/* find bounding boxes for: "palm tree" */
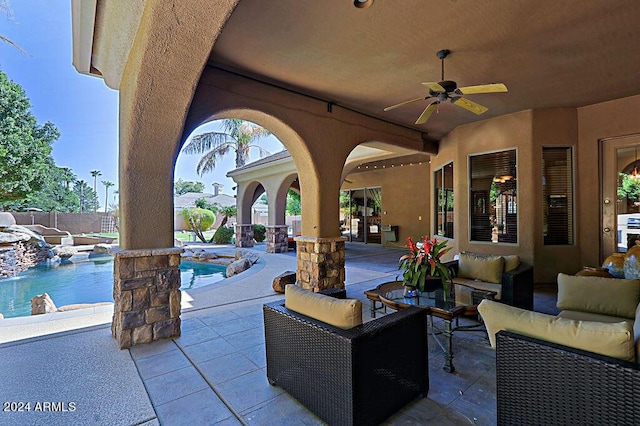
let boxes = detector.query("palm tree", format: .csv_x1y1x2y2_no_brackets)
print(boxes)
90,170,102,211
215,204,237,228
60,167,76,189
182,119,271,175
0,1,28,55
102,180,114,213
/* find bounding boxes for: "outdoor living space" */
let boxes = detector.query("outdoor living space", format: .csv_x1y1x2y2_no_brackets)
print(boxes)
3,1,636,425
0,243,560,425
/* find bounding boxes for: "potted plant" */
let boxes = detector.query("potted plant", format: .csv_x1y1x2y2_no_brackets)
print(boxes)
398,236,453,298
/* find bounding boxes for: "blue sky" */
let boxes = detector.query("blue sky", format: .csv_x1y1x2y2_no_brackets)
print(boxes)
1,1,283,197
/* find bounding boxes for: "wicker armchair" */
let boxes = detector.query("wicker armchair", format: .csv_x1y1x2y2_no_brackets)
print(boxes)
496,330,640,426
263,297,429,426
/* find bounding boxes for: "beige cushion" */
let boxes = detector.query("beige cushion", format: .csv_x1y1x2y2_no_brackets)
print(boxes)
458,252,505,284
285,285,362,329
557,273,640,319
478,299,635,361
558,310,632,324
503,255,520,272
452,277,502,300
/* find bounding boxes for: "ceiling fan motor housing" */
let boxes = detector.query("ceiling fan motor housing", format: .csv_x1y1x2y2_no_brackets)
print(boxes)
429,80,458,99
438,80,457,92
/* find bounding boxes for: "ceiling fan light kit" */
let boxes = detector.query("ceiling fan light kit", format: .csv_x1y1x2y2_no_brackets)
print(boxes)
384,49,508,125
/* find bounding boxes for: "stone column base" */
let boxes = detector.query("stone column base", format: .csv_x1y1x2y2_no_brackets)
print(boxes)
295,236,346,292
111,248,182,349
235,224,254,248
266,225,289,253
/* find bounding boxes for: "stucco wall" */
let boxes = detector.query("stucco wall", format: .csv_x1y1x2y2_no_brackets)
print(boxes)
342,163,430,248
531,108,581,282
11,212,111,234
436,110,536,267
430,96,640,283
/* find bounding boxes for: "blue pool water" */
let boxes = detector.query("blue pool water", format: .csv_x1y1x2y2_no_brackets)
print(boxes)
0,255,226,319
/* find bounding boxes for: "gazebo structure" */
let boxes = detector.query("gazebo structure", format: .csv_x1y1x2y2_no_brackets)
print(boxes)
72,1,640,347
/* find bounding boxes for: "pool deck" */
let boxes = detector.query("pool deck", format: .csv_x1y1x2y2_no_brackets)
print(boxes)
0,242,535,425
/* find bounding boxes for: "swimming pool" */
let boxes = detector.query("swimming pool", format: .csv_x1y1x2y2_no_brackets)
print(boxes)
0,255,226,319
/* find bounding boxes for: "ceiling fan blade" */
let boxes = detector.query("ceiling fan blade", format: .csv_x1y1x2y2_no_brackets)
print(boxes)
384,96,428,112
456,83,508,95
421,82,446,92
415,102,439,124
453,97,488,115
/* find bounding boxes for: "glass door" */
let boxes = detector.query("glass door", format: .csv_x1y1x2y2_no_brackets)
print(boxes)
339,187,382,244
350,189,366,242
366,188,382,244
601,135,640,258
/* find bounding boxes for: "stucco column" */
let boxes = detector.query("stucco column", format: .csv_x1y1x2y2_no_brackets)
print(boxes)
266,225,289,253
109,0,240,347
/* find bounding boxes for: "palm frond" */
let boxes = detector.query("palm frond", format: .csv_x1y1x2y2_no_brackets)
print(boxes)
182,132,233,154
196,149,225,175
0,35,28,55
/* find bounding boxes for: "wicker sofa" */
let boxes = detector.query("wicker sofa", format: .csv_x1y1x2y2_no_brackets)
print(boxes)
495,331,640,425
263,286,429,425
479,273,640,425
445,252,534,310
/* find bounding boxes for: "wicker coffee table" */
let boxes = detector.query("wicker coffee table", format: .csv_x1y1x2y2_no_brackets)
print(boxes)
370,281,495,373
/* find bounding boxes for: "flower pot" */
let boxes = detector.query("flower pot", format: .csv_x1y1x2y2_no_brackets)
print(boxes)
422,276,443,293
403,285,420,298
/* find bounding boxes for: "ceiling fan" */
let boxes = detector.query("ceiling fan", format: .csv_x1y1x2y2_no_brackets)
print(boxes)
384,49,508,125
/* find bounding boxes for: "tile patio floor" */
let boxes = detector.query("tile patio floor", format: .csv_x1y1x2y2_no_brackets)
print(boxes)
0,243,558,425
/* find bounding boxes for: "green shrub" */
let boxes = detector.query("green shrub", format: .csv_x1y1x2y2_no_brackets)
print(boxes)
213,226,234,244
253,224,266,242
180,208,216,242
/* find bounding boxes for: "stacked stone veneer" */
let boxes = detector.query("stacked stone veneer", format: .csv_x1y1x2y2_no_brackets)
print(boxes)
295,236,346,292
266,225,288,253
111,248,182,349
0,242,51,278
235,224,254,248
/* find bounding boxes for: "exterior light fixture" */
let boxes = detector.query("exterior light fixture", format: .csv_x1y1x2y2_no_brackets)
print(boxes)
354,0,373,8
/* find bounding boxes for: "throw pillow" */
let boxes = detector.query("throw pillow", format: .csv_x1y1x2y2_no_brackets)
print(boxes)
285,285,362,329
557,273,640,319
503,255,520,272
458,252,505,284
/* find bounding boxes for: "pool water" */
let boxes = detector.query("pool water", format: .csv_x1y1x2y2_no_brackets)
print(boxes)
0,255,226,319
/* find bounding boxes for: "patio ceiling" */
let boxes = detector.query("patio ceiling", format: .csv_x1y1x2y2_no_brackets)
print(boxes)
209,0,640,140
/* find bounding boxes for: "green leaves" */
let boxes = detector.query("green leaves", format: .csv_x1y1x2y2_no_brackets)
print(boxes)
398,235,452,292
0,70,60,207
175,179,205,195
182,119,271,175
180,207,216,242
618,173,640,202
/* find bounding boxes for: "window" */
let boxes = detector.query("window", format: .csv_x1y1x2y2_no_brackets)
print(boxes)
543,147,574,245
469,150,517,243
434,162,454,238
